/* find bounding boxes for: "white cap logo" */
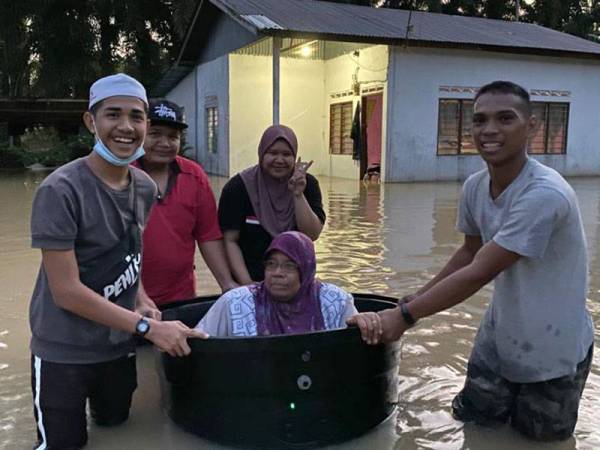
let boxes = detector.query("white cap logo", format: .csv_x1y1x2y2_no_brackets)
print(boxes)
154,104,177,120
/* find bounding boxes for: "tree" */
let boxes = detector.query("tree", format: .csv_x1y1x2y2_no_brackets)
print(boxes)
522,0,600,41
380,0,600,40
0,0,200,98
113,0,174,92
29,1,97,97
3,0,600,99
379,0,519,19
0,2,34,97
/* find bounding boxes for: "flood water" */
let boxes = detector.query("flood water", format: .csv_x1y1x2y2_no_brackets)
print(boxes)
0,169,598,450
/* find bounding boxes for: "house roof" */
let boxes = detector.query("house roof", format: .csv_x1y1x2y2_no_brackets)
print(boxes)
215,0,600,55
154,0,600,95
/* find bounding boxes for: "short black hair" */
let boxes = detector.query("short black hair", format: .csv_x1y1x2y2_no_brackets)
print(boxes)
474,81,531,116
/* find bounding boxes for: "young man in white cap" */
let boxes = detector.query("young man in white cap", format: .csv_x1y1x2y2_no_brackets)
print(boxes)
133,99,237,306
29,73,206,449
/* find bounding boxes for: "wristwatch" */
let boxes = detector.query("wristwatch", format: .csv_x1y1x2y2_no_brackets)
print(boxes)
135,317,151,337
400,302,417,327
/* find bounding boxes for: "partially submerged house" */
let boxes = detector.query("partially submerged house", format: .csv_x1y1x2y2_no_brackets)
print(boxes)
155,0,600,182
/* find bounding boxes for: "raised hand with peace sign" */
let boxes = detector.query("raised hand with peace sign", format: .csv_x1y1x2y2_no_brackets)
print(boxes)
288,157,314,197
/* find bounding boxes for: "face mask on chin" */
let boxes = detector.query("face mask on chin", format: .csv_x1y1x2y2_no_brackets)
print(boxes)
91,119,145,167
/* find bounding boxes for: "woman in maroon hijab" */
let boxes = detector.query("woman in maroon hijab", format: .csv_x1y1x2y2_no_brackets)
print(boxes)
195,232,357,337
218,125,326,284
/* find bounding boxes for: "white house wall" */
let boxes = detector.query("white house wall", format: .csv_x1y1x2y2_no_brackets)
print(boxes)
165,70,196,159
228,53,325,176
183,55,230,175
386,46,600,181
323,45,389,179
281,57,327,174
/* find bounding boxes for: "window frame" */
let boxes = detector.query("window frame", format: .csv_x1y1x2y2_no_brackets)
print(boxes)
205,102,218,154
529,101,569,155
436,98,570,156
329,101,354,156
436,98,477,156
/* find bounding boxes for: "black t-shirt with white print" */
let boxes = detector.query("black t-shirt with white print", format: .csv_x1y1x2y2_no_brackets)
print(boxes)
218,173,326,281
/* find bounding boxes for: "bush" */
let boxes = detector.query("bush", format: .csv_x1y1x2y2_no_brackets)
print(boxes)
0,141,24,168
65,130,94,160
19,127,70,167
0,127,95,168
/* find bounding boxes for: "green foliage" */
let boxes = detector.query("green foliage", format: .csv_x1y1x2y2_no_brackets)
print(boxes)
20,127,71,167
0,127,94,169
0,0,200,98
3,0,600,100
0,2,33,97
0,142,24,168
521,0,600,41
66,129,95,160
378,0,600,37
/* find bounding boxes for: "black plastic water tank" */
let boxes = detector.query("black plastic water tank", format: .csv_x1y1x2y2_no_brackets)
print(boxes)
157,293,401,449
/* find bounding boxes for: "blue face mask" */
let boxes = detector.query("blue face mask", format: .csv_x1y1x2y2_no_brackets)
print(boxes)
91,119,145,166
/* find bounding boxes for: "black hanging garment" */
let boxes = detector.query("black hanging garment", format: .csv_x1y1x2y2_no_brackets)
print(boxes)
350,102,362,161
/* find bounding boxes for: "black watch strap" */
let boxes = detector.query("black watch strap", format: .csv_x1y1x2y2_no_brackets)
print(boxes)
135,317,150,337
400,302,417,327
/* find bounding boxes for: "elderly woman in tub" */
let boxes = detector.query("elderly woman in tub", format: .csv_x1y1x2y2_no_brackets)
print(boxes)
195,231,382,339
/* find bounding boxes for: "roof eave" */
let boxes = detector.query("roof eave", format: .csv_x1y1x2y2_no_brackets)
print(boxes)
209,0,260,35
259,29,600,60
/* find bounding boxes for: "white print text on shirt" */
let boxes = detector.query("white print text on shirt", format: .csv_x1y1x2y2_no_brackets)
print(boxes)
103,253,141,300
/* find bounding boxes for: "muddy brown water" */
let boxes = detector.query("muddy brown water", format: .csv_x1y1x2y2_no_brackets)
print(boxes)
0,170,598,450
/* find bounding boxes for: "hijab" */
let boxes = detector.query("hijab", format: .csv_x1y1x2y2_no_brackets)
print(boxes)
240,124,298,237
252,231,325,336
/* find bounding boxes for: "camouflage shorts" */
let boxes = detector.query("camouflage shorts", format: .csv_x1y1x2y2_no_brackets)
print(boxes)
452,345,593,441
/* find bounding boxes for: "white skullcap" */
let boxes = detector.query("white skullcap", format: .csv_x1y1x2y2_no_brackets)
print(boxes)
89,73,148,109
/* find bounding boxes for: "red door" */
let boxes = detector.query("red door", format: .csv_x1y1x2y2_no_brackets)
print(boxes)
360,93,383,180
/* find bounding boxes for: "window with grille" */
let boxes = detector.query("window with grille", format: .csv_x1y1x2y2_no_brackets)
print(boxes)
436,99,569,155
437,99,477,155
329,101,354,155
529,102,569,154
206,105,218,154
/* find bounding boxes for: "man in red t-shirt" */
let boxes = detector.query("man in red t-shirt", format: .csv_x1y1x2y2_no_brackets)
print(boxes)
134,99,237,305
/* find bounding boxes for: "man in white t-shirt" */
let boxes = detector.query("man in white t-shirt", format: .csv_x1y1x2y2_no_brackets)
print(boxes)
349,80,594,441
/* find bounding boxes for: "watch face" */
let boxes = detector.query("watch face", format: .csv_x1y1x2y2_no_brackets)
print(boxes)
137,319,150,334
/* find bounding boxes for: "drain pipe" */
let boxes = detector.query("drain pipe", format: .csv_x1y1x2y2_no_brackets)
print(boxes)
273,37,281,125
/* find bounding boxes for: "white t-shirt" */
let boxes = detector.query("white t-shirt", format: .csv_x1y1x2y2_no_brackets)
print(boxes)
458,158,594,383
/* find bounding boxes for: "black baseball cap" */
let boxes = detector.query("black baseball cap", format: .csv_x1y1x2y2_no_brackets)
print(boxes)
148,99,188,130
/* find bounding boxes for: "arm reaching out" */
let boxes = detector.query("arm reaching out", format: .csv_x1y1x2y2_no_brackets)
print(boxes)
43,249,207,357
349,238,520,345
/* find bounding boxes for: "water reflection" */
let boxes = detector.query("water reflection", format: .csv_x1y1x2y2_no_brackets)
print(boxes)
0,170,598,449
317,178,395,294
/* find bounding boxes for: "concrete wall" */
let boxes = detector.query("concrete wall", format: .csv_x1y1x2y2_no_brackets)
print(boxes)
179,55,229,175
323,45,389,179
165,70,196,158
386,46,600,182
228,53,326,176
227,44,388,180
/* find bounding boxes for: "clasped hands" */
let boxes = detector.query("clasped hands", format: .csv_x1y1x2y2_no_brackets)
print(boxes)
346,294,416,345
